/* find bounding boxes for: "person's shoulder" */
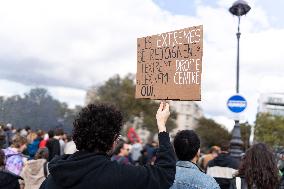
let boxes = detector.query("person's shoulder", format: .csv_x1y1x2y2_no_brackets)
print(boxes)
194,171,220,188
39,174,58,189
48,138,60,145
0,171,22,189
174,169,220,189
226,155,239,168
201,172,219,185
0,170,22,180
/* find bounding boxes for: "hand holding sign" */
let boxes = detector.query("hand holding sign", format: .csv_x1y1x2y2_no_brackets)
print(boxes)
156,101,170,133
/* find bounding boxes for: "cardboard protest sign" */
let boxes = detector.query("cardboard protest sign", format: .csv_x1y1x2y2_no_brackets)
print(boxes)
136,25,203,100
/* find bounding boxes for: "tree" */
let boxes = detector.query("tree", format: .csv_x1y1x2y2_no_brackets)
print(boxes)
240,122,252,151
86,74,177,134
195,117,231,151
254,113,284,147
0,88,78,133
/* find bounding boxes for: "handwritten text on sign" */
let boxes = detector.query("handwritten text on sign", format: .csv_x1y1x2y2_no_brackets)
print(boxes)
136,25,203,100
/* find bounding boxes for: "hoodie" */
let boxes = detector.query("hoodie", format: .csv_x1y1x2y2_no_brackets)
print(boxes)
20,159,47,189
3,147,24,175
0,169,22,189
40,132,176,189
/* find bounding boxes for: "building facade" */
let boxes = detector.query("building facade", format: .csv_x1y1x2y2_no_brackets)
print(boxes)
133,101,203,142
258,93,284,116
170,101,203,134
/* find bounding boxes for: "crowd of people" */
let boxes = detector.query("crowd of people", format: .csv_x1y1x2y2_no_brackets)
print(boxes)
0,124,77,189
0,102,283,189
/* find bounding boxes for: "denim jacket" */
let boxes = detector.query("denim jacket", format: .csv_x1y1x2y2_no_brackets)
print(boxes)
170,161,220,189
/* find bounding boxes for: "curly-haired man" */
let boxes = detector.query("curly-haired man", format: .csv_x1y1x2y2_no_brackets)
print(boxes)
40,102,176,189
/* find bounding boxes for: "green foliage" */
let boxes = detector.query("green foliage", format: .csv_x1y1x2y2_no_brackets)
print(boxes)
240,122,251,151
254,113,284,147
195,117,231,151
87,74,177,133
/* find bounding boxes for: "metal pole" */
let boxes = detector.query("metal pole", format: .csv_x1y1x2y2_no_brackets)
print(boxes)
236,16,241,94
230,120,243,158
230,16,244,159
229,0,251,160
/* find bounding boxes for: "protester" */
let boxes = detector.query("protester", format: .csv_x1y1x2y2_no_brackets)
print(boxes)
63,135,77,154
199,145,220,171
36,130,45,146
0,149,23,189
20,147,49,189
40,102,176,189
144,140,157,163
111,141,131,165
149,149,157,165
19,128,28,138
46,130,60,161
3,134,28,175
39,133,49,148
138,148,148,166
0,126,6,149
170,130,220,189
27,131,40,159
3,123,14,148
25,126,32,135
207,142,239,189
130,139,143,164
54,128,65,155
230,143,279,189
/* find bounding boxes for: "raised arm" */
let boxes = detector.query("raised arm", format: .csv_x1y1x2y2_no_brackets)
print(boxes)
117,102,176,189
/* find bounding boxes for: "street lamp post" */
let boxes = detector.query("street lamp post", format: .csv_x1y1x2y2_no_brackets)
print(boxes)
229,0,251,159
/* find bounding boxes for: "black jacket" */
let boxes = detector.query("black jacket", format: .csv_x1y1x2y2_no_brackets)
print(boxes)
207,153,239,189
46,138,60,162
0,170,22,189
40,132,176,189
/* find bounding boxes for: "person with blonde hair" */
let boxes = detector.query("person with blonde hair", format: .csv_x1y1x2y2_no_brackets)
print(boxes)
3,134,28,175
27,132,40,159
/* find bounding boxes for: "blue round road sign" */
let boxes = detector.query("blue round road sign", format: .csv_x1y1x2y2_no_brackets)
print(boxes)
227,95,247,113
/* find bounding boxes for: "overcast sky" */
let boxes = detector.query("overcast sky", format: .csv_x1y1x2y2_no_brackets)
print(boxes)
0,0,283,130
